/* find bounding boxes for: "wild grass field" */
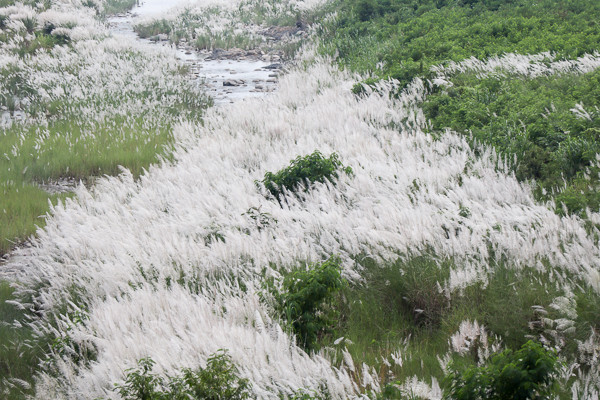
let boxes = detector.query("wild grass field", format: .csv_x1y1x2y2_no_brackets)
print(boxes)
1,0,600,399
0,0,208,256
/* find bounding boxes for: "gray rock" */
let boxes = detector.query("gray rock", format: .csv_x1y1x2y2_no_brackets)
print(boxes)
223,79,245,87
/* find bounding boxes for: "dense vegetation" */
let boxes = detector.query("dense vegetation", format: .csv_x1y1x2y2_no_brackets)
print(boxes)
322,0,600,86
0,1,208,256
424,71,600,215
0,282,52,399
321,0,600,215
267,256,345,350
115,352,251,400
444,341,559,400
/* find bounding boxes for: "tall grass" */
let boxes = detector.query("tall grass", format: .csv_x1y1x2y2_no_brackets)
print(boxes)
0,2,209,255
2,0,600,398
0,186,71,256
5,51,597,398
133,0,330,53
0,281,52,399
321,253,599,397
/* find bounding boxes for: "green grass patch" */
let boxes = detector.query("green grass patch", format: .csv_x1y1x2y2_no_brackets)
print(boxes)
0,117,175,255
1,118,174,182
0,185,71,256
0,281,52,399
318,254,598,391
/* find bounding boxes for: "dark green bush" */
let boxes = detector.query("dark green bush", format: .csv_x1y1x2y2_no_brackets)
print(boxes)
443,340,559,400
271,256,345,351
115,350,251,400
356,0,378,21
260,151,352,200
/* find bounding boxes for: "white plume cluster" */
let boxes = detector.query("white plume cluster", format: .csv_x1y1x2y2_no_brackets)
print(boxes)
431,51,600,81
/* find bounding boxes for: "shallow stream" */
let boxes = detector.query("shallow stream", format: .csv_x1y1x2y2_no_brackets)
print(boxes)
107,0,280,105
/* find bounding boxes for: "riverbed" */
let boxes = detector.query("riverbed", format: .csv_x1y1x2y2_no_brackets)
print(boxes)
107,1,280,105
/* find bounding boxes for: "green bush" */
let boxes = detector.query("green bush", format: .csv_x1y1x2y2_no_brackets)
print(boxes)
271,256,346,351
115,350,251,400
260,151,352,200
443,341,559,400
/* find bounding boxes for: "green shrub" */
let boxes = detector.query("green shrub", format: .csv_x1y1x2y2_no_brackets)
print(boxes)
271,256,346,351
443,341,559,400
356,0,378,21
115,350,251,400
260,151,353,200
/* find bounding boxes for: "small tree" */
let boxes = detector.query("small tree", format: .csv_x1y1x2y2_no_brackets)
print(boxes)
260,151,352,200
444,340,559,400
272,256,345,351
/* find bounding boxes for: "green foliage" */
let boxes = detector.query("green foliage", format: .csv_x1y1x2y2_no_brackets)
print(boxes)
322,0,600,87
271,256,346,351
315,253,599,392
0,116,178,256
117,358,165,400
325,0,600,214
260,151,352,200
443,341,559,400
115,350,251,400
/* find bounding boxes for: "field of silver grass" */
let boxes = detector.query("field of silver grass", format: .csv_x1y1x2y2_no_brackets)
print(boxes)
0,2,205,128
2,42,597,397
1,0,600,398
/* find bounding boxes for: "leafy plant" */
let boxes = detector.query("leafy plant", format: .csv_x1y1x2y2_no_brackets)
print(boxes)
271,256,346,351
116,358,165,400
443,340,559,400
260,151,353,199
115,350,251,400
181,351,251,400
